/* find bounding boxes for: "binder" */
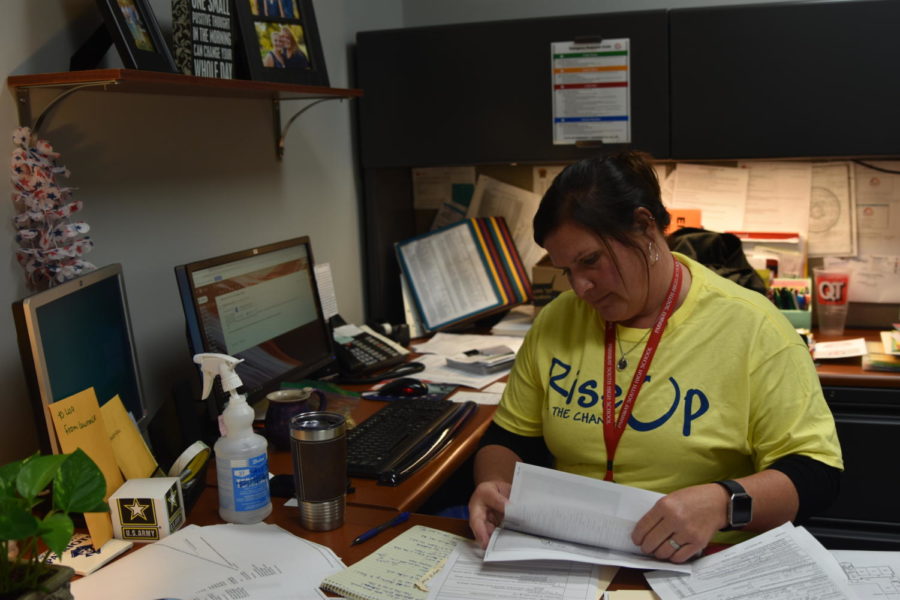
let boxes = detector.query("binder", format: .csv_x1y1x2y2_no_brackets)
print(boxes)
395,217,532,332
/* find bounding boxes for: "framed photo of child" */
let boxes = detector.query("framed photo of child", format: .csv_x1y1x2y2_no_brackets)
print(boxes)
234,0,329,86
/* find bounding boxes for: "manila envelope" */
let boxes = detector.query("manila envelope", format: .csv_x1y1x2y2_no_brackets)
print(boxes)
50,388,124,549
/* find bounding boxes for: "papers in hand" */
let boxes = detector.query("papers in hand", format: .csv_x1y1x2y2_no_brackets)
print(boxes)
484,463,690,573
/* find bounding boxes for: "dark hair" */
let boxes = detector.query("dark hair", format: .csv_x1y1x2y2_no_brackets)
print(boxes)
533,151,670,250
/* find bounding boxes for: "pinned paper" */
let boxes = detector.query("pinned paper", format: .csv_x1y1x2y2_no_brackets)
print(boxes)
101,395,158,479
50,388,122,549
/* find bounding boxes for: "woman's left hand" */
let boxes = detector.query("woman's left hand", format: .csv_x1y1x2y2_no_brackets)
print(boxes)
631,483,727,563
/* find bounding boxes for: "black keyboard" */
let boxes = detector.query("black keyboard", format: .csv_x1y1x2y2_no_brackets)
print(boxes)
347,396,477,485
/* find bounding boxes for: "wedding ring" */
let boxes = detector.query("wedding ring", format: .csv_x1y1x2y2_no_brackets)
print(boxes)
668,538,682,551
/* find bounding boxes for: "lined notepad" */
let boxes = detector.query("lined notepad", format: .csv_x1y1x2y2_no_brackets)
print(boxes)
320,525,465,600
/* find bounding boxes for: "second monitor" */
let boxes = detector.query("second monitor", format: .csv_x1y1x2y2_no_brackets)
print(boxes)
175,236,335,408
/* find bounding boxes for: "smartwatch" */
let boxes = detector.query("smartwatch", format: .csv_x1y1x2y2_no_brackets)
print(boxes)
715,479,752,531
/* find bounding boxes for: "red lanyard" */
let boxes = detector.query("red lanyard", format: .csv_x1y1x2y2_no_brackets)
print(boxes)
602,261,683,481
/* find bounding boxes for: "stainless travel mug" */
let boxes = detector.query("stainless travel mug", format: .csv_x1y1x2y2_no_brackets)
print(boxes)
289,411,347,531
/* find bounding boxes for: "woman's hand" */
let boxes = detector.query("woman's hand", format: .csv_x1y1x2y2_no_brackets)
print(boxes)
631,483,726,563
468,480,512,549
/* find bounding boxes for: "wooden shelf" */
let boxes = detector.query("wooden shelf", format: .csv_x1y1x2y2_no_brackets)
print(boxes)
7,68,362,102
8,68,362,158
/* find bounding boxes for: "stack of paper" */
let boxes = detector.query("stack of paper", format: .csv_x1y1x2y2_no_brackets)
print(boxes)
71,523,344,600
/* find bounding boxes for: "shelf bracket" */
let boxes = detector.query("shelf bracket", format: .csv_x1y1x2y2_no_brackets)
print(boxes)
274,97,343,160
16,80,119,133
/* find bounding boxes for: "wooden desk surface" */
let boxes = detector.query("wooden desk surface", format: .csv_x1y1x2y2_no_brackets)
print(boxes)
187,484,651,590
815,328,900,389
264,397,495,513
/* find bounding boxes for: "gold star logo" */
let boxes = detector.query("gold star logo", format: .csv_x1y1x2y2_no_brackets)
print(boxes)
124,498,149,520
167,488,179,512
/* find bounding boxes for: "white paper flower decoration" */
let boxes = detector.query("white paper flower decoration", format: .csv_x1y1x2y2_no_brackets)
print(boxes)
10,126,95,289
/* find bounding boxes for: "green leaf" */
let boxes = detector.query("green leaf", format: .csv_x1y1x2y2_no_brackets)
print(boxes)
38,513,74,558
53,449,107,513
0,459,24,499
17,454,67,502
0,498,39,541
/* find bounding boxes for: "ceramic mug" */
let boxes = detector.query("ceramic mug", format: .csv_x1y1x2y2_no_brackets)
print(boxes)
264,388,327,451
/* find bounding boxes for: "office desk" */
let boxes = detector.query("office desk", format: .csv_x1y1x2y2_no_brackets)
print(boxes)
187,480,652,591
809,328,900,550
264,397,496,513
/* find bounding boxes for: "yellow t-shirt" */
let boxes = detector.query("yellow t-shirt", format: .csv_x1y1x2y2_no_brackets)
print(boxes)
496,254,843,496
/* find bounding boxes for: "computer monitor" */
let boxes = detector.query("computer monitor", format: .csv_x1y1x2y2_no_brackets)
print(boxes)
174,236,335,409
12,264,148,454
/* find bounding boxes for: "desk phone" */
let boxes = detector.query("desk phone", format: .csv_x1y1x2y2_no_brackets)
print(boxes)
331,318,408,375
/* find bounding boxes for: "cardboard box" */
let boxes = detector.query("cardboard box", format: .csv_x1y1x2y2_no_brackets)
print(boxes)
532,255,570,307
109,477,185,543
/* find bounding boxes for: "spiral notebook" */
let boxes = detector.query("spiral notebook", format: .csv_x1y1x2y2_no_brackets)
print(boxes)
320,525,465,600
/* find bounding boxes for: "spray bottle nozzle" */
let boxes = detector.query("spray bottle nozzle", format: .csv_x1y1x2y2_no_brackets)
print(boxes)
194,353,245,400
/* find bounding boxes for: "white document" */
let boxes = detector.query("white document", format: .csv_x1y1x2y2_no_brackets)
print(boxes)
413,353,512,389
813,338,868,360
413,332,525,356
824,255,900,304
551,38,631,145
426,538,611,600
853,161,900,257
483,463,689,574
809,162,857,257
412,331,525,390
670,164,749,233
659,165,676,210
832,548,900,599
533,165,567,197
313,263,339,321
71,523,343,600
448,390,502,405
645,523,858,600
467,175,544,274
399,222,503,329
412,166,477,210
738,160,812,235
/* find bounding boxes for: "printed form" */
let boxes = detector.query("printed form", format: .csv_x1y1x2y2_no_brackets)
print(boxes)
426,538,613,600
645,522,857,599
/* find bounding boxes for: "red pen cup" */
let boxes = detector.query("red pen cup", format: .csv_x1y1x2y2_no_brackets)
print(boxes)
813,267,851,336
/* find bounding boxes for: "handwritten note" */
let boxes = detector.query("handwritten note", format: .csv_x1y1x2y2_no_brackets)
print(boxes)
320,525,465,600
50,387,122,548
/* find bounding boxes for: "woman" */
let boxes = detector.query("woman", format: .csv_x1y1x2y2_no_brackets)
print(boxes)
468,151,842,563
263,27,310,69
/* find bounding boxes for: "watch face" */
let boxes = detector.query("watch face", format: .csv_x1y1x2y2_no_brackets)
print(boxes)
729,492,753,527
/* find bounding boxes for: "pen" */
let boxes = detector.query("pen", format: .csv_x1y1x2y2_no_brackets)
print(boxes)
351,511,410,545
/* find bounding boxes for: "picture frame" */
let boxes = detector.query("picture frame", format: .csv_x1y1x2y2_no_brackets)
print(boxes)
95,0,177,72
233,0,330,86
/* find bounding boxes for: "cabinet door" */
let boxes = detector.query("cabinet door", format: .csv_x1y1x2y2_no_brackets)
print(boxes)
670,0,900,159
807,386,900,549
355,10,670,168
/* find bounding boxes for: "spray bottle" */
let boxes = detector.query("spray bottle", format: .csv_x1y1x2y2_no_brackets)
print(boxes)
195,353,272,524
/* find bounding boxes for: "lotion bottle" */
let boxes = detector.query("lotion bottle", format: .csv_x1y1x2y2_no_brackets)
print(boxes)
195,353,272,524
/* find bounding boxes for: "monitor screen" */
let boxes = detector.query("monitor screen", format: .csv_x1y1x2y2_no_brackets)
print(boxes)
12,264,148,454
175,236,335,407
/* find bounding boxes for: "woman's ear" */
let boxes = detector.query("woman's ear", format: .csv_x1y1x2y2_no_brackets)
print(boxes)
633,207,657,237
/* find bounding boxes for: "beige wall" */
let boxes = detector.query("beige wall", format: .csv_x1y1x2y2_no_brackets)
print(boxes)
0,0,403,462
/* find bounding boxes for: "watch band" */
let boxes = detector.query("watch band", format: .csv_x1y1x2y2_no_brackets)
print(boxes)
715,479,753,531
